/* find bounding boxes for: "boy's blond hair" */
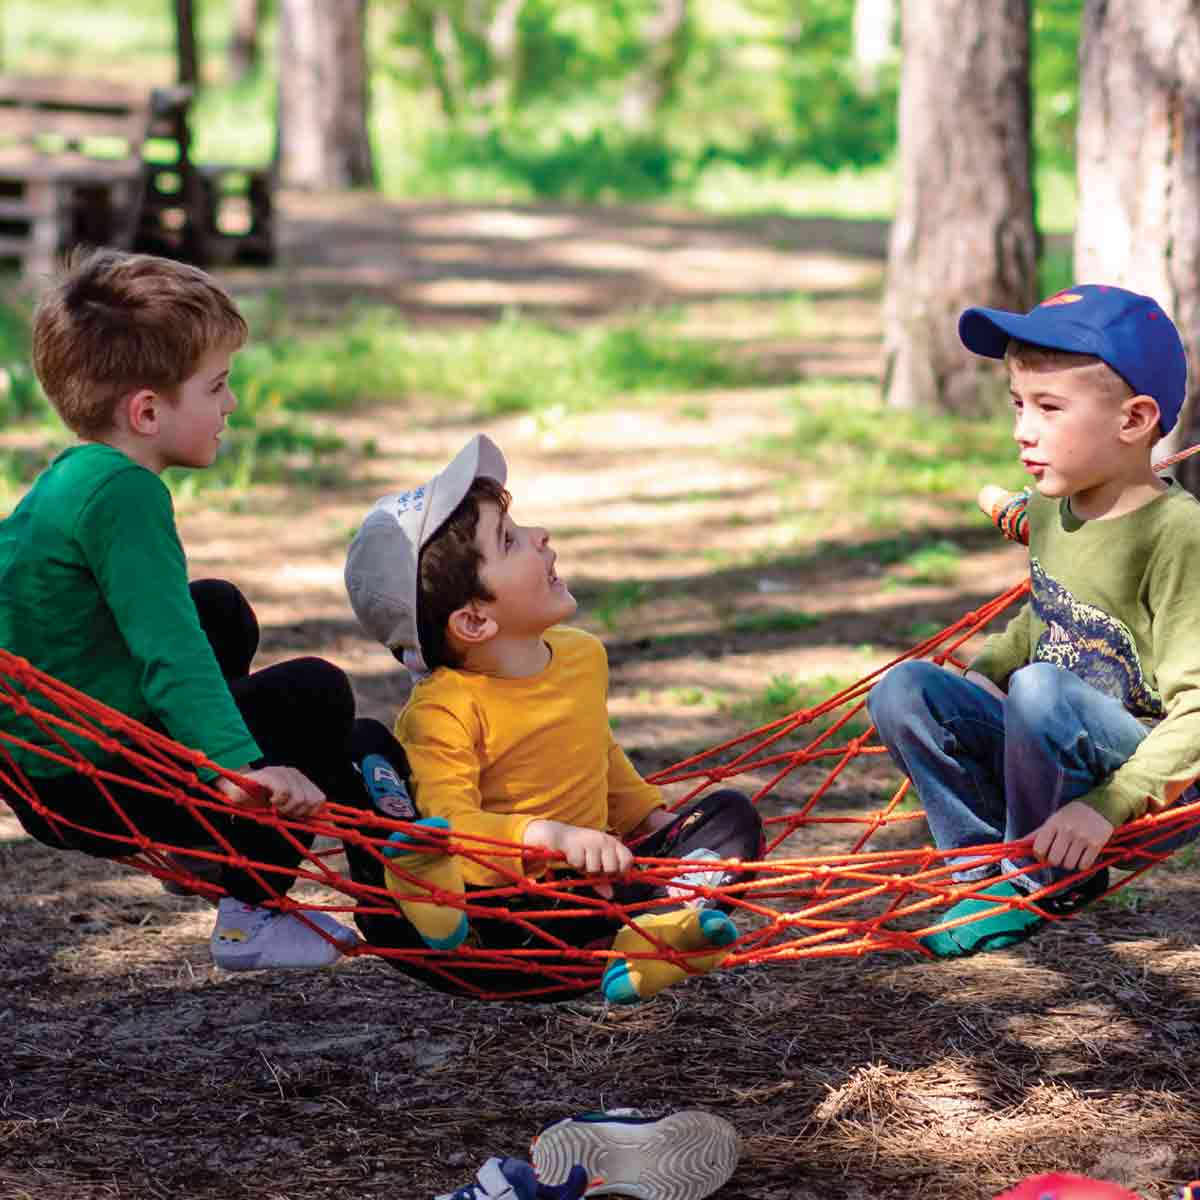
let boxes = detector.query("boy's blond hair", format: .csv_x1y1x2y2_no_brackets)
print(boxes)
1004,338,1134,407
32,249,248,436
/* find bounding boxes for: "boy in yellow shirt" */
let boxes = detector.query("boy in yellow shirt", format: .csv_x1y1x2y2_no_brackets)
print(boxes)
344,434,763,1003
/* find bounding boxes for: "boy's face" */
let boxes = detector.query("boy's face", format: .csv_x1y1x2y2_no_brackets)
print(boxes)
473,500,577,637
149,345,237,472
1008,360,1131,501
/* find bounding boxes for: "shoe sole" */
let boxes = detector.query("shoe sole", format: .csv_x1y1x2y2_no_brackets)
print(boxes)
531,1110,739,1200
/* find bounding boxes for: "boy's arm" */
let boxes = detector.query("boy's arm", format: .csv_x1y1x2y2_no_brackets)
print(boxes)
1075,542,1200,827
77,468,259,772
967,603,1032,691
605,731,666,835
399,699,541,881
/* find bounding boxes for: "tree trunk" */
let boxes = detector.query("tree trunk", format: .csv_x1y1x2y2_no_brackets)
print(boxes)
228,0,262,84
1074,0,1200,488
276,0,375,190
619,0,690,129
882,0,1037,415
852,0,895,94
175,0,200,87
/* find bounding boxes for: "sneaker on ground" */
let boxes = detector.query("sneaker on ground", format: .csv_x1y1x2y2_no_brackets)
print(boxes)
435,1156,588,1200
210,897,357,971
1040,866,1110,916
665,849,727,908
920,879,1045,959
531,1109,739,1200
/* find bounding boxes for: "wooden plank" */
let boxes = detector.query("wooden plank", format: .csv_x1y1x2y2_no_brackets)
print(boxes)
0,75,145,111
0,152,143,184
0,107,146,146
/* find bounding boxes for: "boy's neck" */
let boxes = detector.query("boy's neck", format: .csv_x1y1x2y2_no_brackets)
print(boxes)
85,430,166,475
1068,460,1167,522
461,631,552,679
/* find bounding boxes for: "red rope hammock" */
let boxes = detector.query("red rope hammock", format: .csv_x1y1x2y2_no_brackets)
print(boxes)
5,445,1200,999
2,573,1195,1001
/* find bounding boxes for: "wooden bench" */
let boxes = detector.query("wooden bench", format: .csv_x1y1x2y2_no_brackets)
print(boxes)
0,76,275,279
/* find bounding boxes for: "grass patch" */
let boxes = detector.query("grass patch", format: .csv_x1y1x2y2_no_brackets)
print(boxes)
727,609,823,635
591,580,650,631
233,307,764,418
726,671,869,739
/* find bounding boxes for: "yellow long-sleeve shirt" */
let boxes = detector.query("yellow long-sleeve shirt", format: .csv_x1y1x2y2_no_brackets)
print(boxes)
396,626,664,886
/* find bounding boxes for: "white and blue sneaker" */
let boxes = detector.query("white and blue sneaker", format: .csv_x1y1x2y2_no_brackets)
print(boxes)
531,1109,739,1199
435,1156,588,1200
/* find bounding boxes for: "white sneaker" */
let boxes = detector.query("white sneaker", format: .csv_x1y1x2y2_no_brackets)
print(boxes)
531,1109,739,1200
210,898,357,971
665,849,727,908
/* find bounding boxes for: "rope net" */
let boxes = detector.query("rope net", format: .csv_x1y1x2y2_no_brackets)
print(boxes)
2,471,1199,1001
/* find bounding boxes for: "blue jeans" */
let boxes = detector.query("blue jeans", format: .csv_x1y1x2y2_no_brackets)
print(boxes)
867,660,1197,885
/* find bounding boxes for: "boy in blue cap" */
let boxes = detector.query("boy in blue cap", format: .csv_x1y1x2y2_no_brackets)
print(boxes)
869,284,1200,957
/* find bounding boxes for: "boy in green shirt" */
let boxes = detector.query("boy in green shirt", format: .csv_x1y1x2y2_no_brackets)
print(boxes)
0,249,404,971
868,284,1200,957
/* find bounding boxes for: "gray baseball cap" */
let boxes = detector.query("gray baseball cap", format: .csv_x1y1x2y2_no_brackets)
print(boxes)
344,434,508,651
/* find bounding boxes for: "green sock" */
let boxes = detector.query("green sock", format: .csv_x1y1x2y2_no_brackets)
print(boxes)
602,907,737,1004
382,818,468,950
922,879,1044,959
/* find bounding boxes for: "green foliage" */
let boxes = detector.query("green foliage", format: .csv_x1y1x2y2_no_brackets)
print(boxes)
1032,0,1083,170
0,295,47,426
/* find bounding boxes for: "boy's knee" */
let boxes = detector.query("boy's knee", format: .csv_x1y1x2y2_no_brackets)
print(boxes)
1006,661,1070,721
291,657,356,729
868,660,941,728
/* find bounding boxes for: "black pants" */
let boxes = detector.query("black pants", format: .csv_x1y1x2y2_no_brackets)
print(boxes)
343,777,765,1002
7,580,362,906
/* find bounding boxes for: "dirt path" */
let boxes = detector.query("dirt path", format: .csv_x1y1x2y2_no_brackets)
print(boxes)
1,198,1197,1200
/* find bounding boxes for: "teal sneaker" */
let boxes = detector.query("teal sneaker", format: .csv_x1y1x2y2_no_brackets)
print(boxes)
921,879,1044,959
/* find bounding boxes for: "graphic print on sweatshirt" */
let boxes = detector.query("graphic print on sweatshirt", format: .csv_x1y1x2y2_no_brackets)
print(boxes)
1030,557,1163,719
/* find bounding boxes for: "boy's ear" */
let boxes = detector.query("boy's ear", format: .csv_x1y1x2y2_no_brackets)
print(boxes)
122,388,163,436
446,603,499,648
1120,394,1162,443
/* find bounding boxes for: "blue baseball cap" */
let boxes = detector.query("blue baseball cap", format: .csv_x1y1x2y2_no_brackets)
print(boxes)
959,284,1188,433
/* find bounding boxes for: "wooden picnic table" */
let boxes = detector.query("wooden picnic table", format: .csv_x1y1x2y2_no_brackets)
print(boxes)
0,76,273,280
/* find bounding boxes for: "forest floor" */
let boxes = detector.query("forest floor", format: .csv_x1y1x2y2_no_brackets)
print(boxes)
0,194,1197,1200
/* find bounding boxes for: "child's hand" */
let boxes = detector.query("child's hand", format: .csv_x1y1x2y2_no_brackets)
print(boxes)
1031,801,1114,870
219,765,326,817
977,484,1016,518
524,819,633,897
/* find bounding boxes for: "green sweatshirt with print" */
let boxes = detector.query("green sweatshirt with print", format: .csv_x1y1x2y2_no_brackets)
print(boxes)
970,483,1200,826
0,443,260,778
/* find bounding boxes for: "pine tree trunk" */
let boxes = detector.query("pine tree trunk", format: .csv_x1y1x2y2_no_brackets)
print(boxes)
619,0,690,129
228,0,262,84
882,0,1037,415
1075,0,1200,488
276,0,375,190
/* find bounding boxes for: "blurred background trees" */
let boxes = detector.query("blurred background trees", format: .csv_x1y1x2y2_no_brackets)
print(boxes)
9,0,1200,453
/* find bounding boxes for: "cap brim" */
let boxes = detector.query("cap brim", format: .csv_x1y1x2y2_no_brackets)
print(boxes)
959,304,1106,361
958,307,1036,359
424,433,509,545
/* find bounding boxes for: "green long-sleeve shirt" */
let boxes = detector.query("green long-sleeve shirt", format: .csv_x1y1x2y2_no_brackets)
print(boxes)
0,443,259,778
970,483,1200,826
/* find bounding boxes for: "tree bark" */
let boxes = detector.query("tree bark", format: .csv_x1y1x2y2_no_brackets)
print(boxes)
276,0,375,190
228,0,262,84
1074,0,1200,486
882,0,1037,415
175,0,200,87
619,0,690,129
